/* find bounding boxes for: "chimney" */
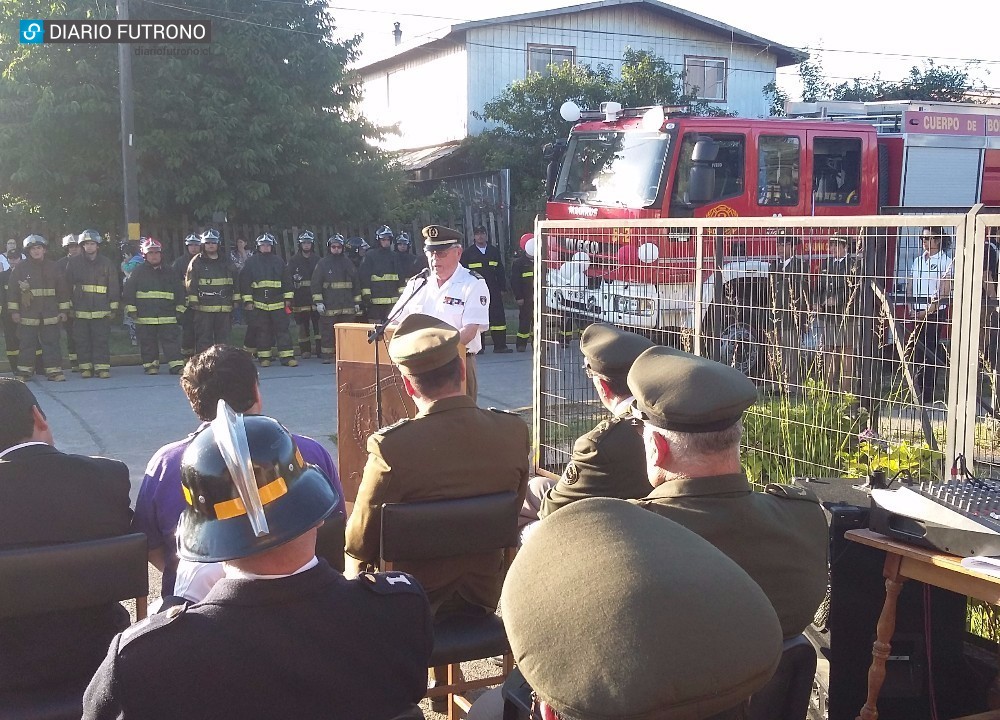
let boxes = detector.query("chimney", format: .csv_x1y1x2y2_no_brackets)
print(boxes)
393,21,402,46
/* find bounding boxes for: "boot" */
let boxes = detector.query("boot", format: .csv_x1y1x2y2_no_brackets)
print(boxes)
47,372,66,382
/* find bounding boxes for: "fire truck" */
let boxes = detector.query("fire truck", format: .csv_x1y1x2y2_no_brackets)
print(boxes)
542,99,1000,373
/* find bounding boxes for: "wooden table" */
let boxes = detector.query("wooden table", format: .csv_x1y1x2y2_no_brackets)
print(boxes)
846,529,1000,720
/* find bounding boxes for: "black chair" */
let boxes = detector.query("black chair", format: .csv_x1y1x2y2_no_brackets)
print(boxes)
746,633,818,720
0,533,149,720
315,510,347,573
380,491,521,720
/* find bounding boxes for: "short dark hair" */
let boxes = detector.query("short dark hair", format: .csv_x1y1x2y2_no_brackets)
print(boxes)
0,379,41,450
181,345,259,421
407,355,463,397
474,225,487,235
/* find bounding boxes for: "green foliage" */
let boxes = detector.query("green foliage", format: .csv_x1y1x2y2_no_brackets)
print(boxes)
762,80,788,117
837,440,941,482
0,0,401,227
742,380,865,485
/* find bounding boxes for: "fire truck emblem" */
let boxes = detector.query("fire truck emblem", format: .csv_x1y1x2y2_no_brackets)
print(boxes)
706,204,739,218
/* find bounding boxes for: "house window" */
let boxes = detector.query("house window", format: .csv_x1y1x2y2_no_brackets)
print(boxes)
685,57,727,102
527,45,574,76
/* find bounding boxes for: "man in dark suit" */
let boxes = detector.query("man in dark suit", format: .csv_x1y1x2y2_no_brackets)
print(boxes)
84,414,431,720
0,378,132,692
769,230,809,393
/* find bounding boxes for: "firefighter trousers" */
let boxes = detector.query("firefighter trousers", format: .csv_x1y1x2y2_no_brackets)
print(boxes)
179,308,196,356
63,316,77,368
319,313,353,360
488,296,508,350
74,317,111,372
2,314,18,368
194,311,232,353
137,324,183,371
253,309,294,361
516,299,533,349
17,322,62,376
295,310,321,356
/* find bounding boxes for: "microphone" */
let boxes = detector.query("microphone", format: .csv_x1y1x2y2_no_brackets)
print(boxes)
414,267,430,280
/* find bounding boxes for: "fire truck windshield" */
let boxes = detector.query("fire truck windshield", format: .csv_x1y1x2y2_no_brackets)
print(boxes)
553,129,673,208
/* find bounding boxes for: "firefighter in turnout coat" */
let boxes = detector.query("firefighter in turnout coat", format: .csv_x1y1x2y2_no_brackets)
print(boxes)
461,225,511,352
310,234,361,363
185,229,236,352
241,233,297,367
123,238,185,375
7,235,70,381
65,229,120,379
57,234,82,371
359,225,401,323
509,235,535,352
172,234,201,357
288,231,322,358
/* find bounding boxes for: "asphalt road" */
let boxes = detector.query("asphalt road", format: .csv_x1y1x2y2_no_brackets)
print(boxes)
23,348,535,503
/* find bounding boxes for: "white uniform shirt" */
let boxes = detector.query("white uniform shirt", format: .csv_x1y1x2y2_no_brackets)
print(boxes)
910,250,953,309
390,266,491,353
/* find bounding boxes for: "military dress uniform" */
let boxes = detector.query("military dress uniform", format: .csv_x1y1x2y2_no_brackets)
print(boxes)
8,253,69,379
123,261,185,374
509,250,534,351
310,251,360,361
171,249,198,356
461,239,510,351
185,253,236,352
814,240,862,393
769,237,809,390
359,245,401,323
287,249,321,358
240,252,295,365
65,252,120,377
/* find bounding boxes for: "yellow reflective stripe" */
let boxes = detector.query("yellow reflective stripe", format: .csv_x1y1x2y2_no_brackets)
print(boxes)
291,305,312,312
199,278,233,286
58,302,71,311
19,318,40,326
187,294,198,303
517,332,531,338
80,284,108,293
250,280,283,289
31,288,57,297
353,294,362,302
312,294,323,302
175,305,186,313
126,305,138,313
521,271,533,278
488,261,499,267
361,289,372,296
110,302,119,310
7,302,18,311
327,281,353,289
212,476,289,519
135,317,178,325
136,291,175,300
255,302,285,311
75,311,112,319
370,274,399,282
197,305,231,312
284,292,294,300
467,262,483,268
489,324,506,331
370,297,397,305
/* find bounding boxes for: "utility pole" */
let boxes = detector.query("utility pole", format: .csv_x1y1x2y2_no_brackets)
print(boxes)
117,0,139,241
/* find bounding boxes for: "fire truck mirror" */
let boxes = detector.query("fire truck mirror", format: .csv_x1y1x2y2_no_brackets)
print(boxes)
688,165,716,205
691,137,720,164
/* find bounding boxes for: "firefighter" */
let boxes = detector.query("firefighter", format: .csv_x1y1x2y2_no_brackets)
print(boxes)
311,234,361,364
123,237,185,375
288,230,322,359
0,250,21,371
57,233,82,371
346,236,369,272
240,233,297,367
185,228,236,352
64,229,119,379
460,224,511,352
394,231,424,285
7,235,70,382
510,234,535,352
173,233,201,357
359,225,400,323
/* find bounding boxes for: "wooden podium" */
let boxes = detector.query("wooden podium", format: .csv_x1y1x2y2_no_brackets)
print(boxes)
335,323,415,503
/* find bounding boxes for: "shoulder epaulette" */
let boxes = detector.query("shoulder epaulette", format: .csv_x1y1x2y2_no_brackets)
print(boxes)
764,483,819,503
375,417,411,435
357,571,424,596
119,602,188,650
488,407,520,416
469,270,484,280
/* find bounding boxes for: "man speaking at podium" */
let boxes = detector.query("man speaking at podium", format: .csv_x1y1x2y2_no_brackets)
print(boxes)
388,225,490,400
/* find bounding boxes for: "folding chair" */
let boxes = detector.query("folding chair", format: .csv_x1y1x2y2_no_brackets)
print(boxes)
315,509,347,572
746,633,818,720
0,533,149,720
380,491,520,720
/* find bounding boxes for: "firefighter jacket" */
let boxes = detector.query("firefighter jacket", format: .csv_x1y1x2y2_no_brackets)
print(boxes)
186,254,237,313
509,253,534,304
311,254,361,316
0,267,10,317
461,244,506,294
287,251,320,312
240,253,293,312
65,253,120,320
123,262,185,325
359,247,401,310
395,252,424,288
7,257,70,326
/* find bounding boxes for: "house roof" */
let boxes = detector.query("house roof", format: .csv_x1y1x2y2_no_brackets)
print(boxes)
391,142,463,173
358,0,806,74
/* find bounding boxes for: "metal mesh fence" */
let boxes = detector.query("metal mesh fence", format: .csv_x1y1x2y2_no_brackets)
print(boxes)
532,212,1000,486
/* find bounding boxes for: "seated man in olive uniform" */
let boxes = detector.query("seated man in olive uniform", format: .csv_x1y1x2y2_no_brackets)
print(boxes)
469,498,784,720
520,323,653,528
84,414,432,720
629,347,829,639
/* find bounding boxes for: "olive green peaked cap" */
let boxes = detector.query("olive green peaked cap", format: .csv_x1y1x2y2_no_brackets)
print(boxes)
389,313,461,374
580,323,654,378
628,346,758,432
421,225,463,249
501,498,782,720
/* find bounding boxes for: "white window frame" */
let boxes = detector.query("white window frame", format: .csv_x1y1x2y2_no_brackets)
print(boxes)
684,56,728,102
527,44,575,77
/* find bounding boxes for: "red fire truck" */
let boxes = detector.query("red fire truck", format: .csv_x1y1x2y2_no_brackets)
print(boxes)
543,99,1000,373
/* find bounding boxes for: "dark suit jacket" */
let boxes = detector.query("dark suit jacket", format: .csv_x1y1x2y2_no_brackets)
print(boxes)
83,562,433,720
0,443,132,692
770,255,809,327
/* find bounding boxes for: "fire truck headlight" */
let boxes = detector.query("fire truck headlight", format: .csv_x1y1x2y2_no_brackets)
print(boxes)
638,243,660,263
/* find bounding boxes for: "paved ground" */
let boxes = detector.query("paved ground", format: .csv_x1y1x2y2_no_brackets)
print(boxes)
27,347,534,503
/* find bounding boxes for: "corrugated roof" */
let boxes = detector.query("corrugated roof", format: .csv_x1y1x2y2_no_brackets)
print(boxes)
392,142,463,172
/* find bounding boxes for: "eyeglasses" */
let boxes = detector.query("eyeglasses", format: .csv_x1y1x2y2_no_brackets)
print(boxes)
425,246,457,255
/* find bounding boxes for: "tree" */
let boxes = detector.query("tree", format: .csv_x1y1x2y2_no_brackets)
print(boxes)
799,55,989,103
0,0,401,229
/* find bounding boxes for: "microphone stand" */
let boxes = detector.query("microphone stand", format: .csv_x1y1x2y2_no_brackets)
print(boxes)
367,270,430,427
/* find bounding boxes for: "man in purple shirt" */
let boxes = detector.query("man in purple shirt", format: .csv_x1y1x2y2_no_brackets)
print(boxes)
133,344,344,596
